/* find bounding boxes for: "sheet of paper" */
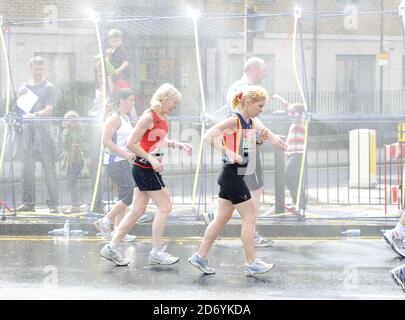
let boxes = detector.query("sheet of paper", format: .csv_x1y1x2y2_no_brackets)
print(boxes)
16,88,38,114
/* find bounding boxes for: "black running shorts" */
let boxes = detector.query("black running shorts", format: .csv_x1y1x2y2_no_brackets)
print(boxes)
132,164,165,191
217,166,252,205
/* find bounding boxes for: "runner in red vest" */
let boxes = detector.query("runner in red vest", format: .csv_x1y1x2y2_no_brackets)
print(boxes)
100,83,192,266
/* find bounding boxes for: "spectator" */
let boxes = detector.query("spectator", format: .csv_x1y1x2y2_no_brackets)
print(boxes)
105,29,130,93
284,103,306,216
61,111,85,214
16,56,59,213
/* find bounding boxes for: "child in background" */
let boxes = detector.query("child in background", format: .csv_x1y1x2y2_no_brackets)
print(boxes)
61,111,85,214
105,29,130,93
284,103,306,216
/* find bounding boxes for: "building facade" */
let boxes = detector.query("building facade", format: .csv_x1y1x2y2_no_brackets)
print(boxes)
0,0,404,115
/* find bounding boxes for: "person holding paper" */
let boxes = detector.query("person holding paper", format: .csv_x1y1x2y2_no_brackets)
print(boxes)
15,56,59,213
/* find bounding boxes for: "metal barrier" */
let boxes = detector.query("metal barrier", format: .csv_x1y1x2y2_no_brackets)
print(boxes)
0,114,405,215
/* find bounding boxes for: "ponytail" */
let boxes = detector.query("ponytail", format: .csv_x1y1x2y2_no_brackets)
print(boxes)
231,91,243,110
231,86,268,111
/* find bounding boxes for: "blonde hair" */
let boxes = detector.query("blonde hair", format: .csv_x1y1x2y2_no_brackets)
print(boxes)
64,110,80,118
146,83,182,114
63,110,82,130
107,29,122,39
231,86,269,111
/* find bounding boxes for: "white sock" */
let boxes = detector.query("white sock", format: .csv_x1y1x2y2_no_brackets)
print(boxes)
114,226,119,232
151,247,161,254
102,217,112,226
108,242,117,249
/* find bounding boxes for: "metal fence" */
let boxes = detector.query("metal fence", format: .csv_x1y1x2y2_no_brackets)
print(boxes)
1,113,405,216
271,90,405,115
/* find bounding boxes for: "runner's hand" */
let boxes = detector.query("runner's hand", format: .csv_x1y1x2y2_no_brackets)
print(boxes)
269,134,287,151
259,128,270,141
125,152,135,162
226,151,244,164
180,143,193,156
150,157,164,173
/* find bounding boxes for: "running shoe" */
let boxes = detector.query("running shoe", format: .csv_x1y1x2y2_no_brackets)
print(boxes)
382,229,405,258
390,264,405,293
285,205,296,213
202,211,215,225
148,245,180,265
97,231,137,242
94,218,113,234
111,231,137,242
245,258,274,277
100,244,129,266
96,232,112,241
122,233,137,242
254,231,274,247
188,253,216,274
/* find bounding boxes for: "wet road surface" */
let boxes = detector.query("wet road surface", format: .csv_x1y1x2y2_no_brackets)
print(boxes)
0,236,404,300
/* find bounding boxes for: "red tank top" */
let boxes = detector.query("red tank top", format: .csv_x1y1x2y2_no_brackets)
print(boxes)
139,110,168,153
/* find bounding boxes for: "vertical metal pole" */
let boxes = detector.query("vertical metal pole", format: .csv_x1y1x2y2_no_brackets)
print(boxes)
273,111,287,214
244,1,248,61
379,0,384,114
398,157,401,211
337,121,340,204
244,0,255,61
384,144,387,215
326,124,330,204
312,0,318,113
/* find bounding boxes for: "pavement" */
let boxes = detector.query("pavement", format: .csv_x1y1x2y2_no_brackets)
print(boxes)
0,237,403,300
0,203,401,238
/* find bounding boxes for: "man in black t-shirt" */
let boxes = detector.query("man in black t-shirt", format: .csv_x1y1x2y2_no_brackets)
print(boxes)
16,56,59,213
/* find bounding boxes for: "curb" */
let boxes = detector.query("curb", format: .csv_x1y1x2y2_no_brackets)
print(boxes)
0,220,396,238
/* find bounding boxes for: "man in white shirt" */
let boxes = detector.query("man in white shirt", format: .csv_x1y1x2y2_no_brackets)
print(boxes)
16,56,59,213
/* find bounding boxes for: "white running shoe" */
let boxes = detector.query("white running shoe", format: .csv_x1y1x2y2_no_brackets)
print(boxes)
382,229,405,258
94,218,113,234
100,244,129,266
122,233,137,242
148,245,180,265
245,258,274,277
188,253,216,274
254,232,274,247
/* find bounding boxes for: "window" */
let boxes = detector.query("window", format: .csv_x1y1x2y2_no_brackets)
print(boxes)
336,0,379,11
139,47,177,110
228,0,276,3
402,56,405,91
336,55,375,92
336,55,376,113
116,0,180,8
37,52,75,88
